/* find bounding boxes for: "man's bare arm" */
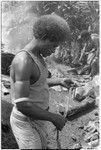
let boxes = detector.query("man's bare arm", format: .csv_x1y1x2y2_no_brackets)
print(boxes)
47,78,63,87
47,78,74,88
79,43,87,62
15,80,66,130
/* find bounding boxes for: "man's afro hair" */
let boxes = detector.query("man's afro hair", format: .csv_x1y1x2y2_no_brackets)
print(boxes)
33,14,71,43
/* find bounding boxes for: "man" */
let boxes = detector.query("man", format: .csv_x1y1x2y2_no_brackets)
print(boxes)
71,35,84,66
10,14,73,149
78,30,99,76
78,31,98,62
72,30,98,66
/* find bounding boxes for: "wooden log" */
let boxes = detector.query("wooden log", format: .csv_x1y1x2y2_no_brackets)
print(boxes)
66,99,97,121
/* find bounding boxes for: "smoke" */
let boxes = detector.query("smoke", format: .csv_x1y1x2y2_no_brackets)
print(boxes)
2,1,38,54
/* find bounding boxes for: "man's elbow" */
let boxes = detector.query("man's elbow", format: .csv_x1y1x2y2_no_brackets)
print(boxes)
16,101,32,114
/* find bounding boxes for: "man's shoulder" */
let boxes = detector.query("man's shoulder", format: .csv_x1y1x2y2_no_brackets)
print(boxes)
13,51,30,65
11,51,33,73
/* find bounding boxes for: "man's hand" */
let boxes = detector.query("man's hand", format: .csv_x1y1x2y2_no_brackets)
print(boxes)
52,114,67,131
62,78,75,89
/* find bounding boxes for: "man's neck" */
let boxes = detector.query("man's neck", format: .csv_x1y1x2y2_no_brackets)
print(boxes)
24,38,41,56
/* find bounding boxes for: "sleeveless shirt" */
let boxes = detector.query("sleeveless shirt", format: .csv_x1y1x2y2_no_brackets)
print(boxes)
11,50,49,110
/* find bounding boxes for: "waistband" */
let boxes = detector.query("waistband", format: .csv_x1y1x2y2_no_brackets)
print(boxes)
11,106,49,122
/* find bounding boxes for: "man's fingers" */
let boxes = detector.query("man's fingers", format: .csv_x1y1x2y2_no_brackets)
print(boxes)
64,79,74,85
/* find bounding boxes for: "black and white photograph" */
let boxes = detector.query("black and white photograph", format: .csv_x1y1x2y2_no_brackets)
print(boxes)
1,1,100,149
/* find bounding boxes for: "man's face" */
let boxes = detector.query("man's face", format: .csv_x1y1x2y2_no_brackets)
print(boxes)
40,41,59,57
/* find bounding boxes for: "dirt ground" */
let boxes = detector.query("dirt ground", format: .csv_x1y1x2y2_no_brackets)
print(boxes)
1,68,100,149
47,89,99,149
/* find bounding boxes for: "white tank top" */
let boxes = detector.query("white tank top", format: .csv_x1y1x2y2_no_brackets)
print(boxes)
11,50,49,110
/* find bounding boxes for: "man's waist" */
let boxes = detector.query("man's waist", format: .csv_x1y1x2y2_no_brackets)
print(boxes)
11,105,49,122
